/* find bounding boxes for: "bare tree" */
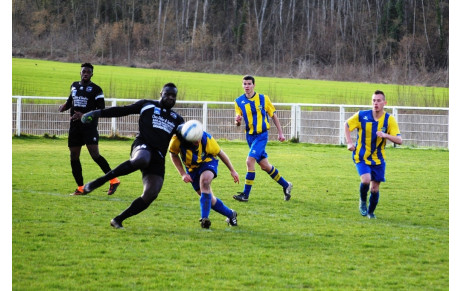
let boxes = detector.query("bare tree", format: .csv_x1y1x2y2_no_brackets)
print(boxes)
253,0,268,62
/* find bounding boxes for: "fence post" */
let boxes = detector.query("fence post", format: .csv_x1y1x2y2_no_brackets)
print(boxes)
393,107,398,122
111,99,117,135
202,102,208,131
290,105,296,140
295,105,301,140
392,107,398,148
339,105,345,145
15,96,22,136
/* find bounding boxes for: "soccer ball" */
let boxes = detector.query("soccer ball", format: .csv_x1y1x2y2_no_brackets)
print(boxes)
180,120,203,142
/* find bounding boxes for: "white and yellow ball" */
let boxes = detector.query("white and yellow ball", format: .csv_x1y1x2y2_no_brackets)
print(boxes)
180,120,203,142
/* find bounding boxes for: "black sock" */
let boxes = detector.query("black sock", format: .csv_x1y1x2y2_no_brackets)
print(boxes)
70,160,83,186
94,155,111,173
110,160,137,177
368,191,380,214
116,197,150,222
360,183,370,202
88,160,136,191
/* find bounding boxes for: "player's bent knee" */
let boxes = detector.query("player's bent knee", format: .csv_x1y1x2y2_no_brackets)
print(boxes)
142,191,158,204
131,156,150,169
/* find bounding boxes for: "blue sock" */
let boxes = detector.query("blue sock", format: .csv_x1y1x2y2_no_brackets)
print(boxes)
243,171,255,197
200,193,212,218
268,166,289,188
360,183,370,202
368,191,380,214
211,198,233,218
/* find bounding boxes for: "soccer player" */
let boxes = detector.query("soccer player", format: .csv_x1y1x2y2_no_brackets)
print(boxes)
233,75,293,202
58,63,120,196
80,83,184,229
169,122,239,229
344,90,403,219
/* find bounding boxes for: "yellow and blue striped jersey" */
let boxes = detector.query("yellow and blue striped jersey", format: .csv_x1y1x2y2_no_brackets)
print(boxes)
235,92,276,134
347,110,400,165
169,132,221,172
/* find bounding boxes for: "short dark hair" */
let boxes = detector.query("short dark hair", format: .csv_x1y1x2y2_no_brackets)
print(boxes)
374,90,385,99
243,75,255,84
161,83,178,96
81,63,94,70
163,82,176,89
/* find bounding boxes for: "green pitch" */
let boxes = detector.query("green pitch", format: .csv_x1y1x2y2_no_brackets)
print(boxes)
12,137,448,289
12,58,448,106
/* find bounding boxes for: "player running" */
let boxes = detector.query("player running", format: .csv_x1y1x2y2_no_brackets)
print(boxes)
344,90,402,219
233,75,293,202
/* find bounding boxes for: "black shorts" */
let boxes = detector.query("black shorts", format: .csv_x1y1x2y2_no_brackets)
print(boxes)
131,139,166,178
68,122,99,147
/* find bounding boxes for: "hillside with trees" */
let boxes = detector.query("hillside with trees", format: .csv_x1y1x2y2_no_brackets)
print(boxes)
12,0,448,87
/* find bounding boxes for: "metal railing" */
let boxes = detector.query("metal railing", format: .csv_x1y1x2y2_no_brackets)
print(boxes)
12,96,449,148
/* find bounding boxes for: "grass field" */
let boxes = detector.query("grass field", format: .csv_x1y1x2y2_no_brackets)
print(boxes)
12,136,449,290
12,58,449,107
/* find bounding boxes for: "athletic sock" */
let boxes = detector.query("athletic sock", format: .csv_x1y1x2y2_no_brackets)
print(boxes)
70,159,83,186
368,191,380,214
86,160,134,191
94,155,111,173
360,183,370,202
211,198,233,218
268,166,289,188
200,193,212,218
116,197,150,222
109,160,137,178
243,171,255,197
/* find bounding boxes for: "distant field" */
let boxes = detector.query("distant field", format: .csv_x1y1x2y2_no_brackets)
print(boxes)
12,137,448,290
12,58,448,107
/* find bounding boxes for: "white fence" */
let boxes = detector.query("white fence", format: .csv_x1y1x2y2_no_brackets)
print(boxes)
12,96,449,148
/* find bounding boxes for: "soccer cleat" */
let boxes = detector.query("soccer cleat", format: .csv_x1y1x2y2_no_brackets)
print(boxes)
83,182,95,194
200,218,211,229
360,200,368,216
283,182,293,201
226,210,238,226
233,193,249,202
107,178,121,195
110,218,124,229
367,213,376,219
70,186,86,196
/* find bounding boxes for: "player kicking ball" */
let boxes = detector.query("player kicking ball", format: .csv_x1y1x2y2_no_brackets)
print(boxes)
169,120,239,229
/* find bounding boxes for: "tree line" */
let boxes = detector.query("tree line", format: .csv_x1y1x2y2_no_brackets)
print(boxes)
12,0,448,87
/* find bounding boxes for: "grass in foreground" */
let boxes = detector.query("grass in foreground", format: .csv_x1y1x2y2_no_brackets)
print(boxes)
12,137,448,290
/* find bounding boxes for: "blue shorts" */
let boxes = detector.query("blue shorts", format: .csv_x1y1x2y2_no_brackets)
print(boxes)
187,159,219,191
246,131,269,163
355,161,386,182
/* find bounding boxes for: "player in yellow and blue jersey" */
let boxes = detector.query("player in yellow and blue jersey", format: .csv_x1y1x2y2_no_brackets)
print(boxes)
344,90,402,219
169,122,239,229
233,75,293,202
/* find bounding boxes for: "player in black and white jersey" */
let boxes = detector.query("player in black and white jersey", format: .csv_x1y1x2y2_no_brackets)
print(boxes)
81,83,185,229
59,63,120,196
